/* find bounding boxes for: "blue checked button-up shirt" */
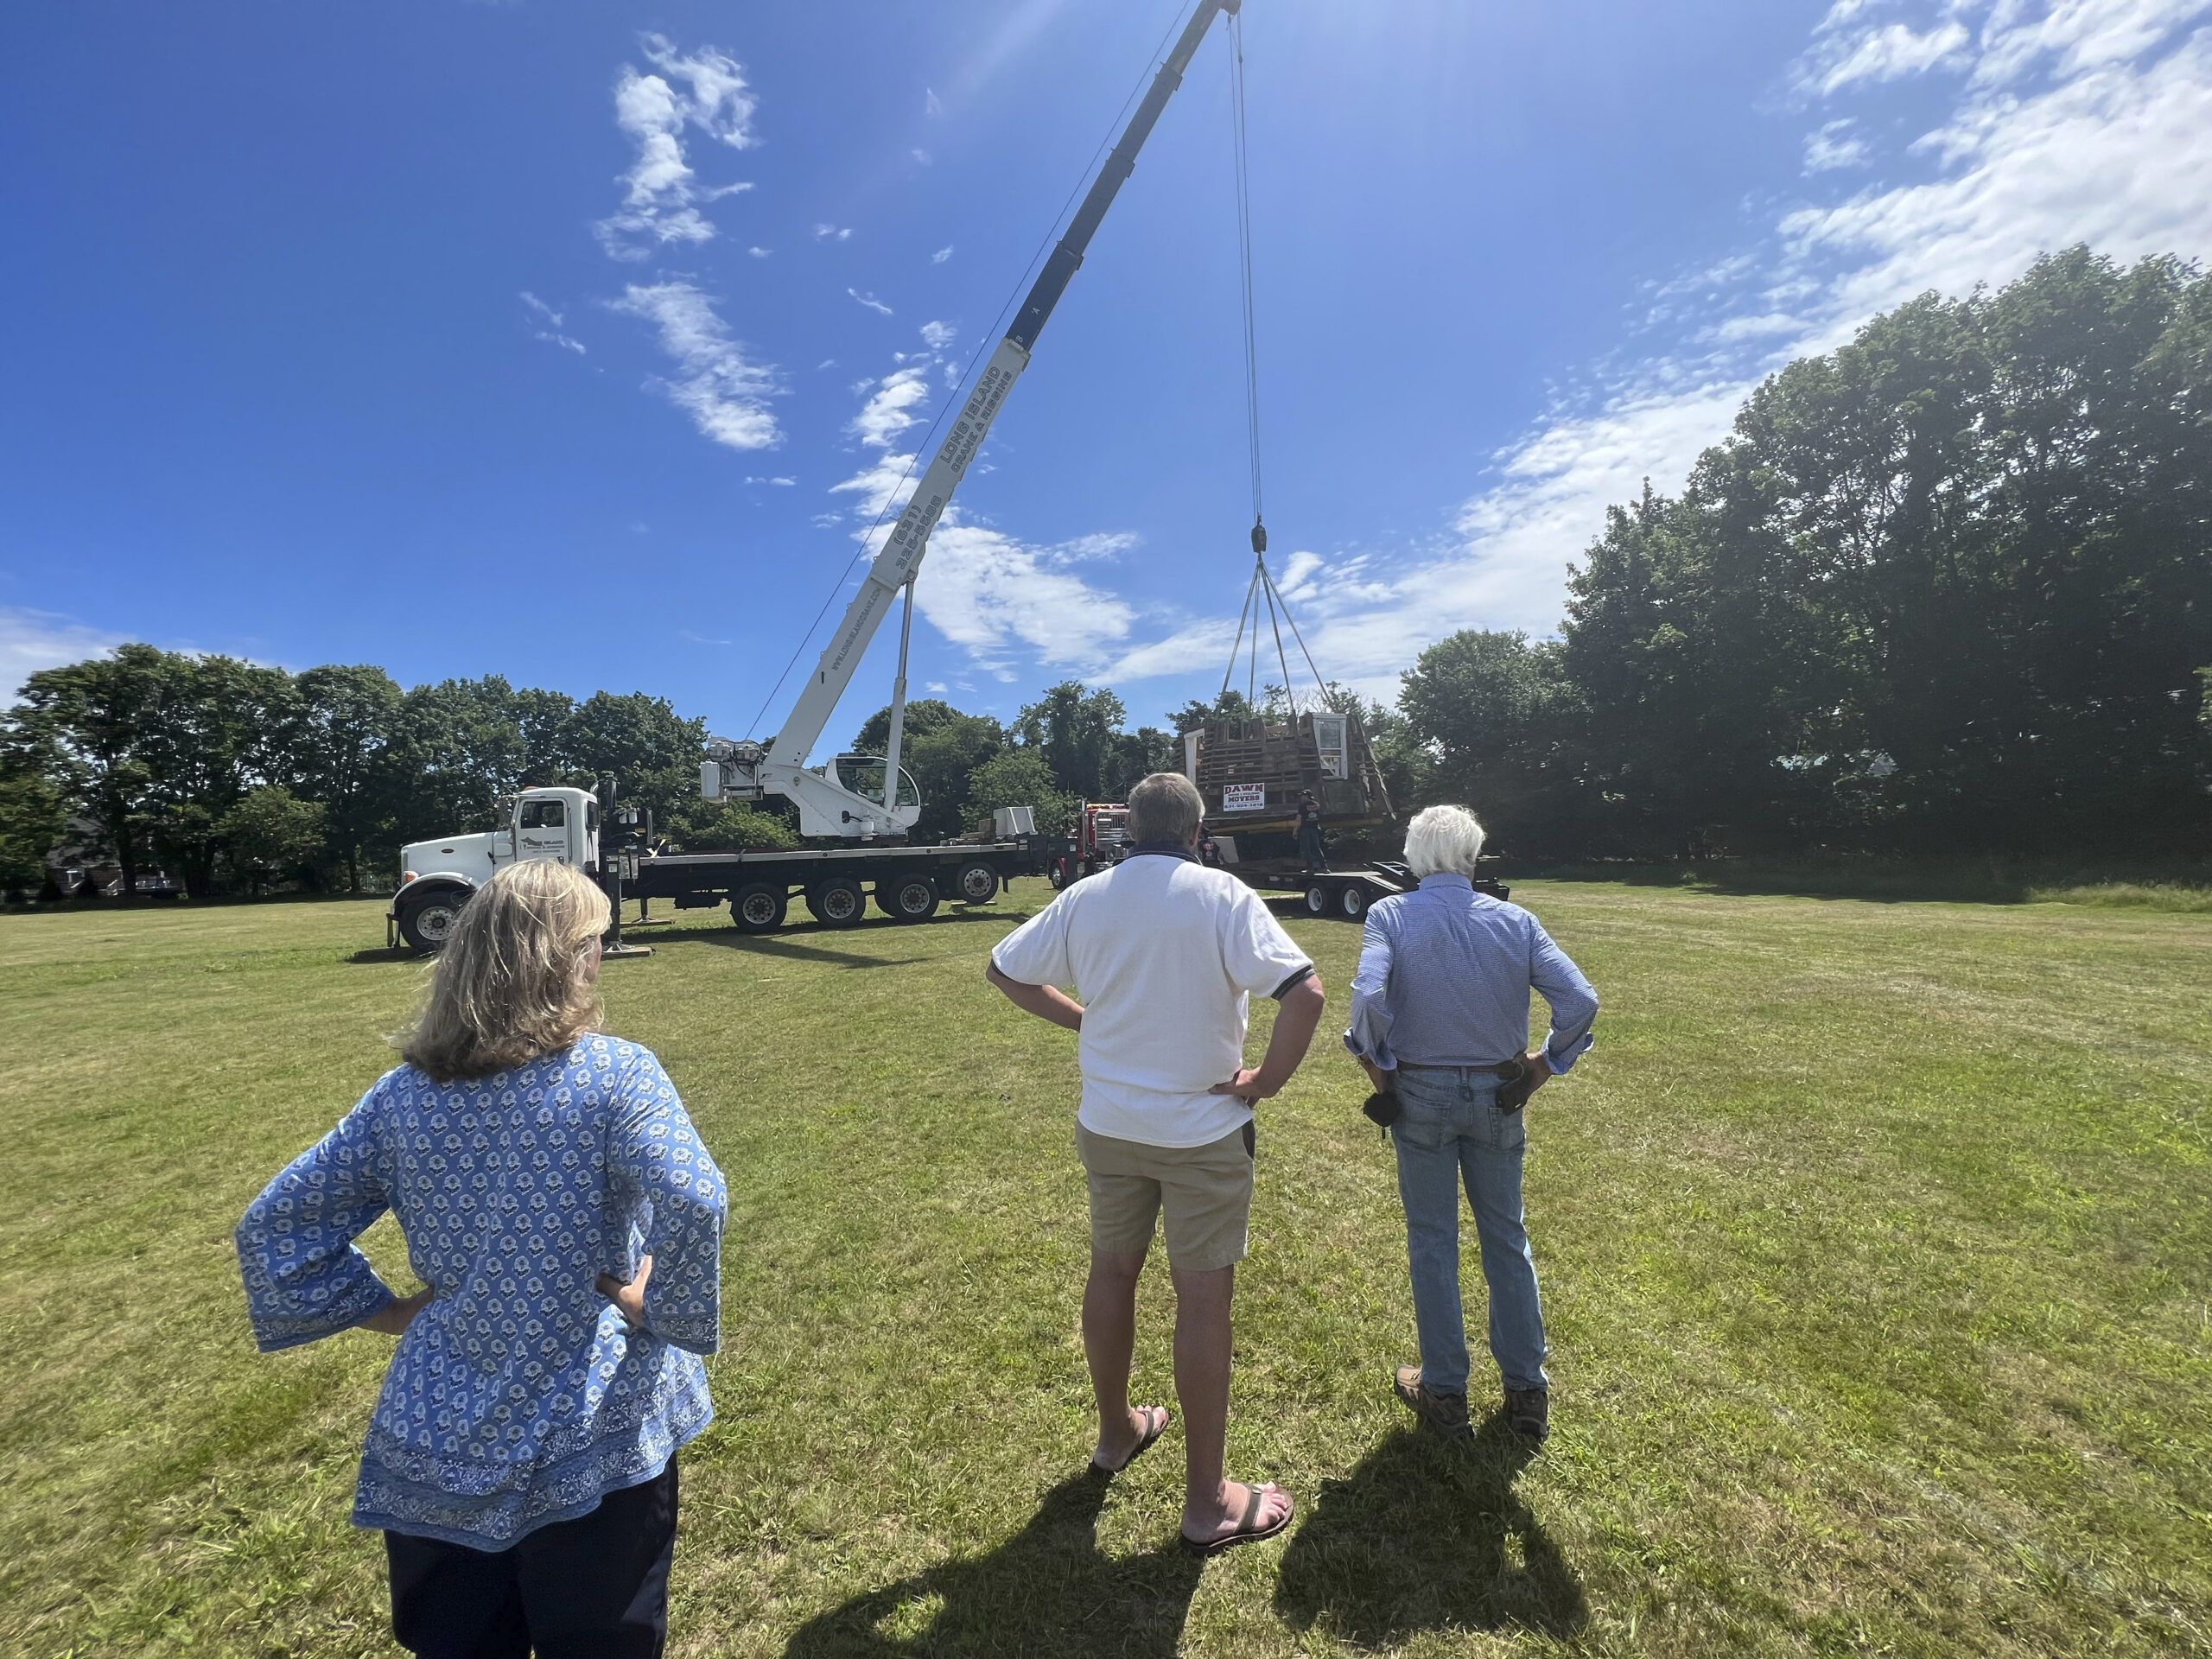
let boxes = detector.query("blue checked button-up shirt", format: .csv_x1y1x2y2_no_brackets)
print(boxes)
235,1037,726,1548
1344,874,1599,1073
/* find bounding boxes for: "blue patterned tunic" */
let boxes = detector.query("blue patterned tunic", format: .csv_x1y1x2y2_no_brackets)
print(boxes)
235,1037,726,1549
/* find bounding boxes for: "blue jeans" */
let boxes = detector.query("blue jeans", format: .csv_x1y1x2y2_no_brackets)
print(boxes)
1390,1065,1548,1396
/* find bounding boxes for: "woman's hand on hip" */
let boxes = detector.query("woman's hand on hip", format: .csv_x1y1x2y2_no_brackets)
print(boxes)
597,1255,654,1330
358,1286,435,1336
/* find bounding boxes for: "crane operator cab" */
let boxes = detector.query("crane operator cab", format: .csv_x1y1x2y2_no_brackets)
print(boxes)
826,754,919,816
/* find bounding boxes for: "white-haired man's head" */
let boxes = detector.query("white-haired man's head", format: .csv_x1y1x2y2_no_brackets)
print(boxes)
1402,804,1486,879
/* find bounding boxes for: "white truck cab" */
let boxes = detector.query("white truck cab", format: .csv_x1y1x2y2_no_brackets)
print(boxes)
391,786,600,950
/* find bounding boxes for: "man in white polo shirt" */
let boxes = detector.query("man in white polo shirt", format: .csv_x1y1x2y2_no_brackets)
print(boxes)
988,772,1326,1555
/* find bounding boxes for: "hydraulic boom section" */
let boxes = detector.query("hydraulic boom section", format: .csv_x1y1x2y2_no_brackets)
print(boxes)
715,0,1241,838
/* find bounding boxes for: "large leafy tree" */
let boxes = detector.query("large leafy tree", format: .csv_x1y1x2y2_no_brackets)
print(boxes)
0,765,66,897
6,644,169,894
219,786,327,896
289,664,404,892
1551,247,2212,856
1016,682,1128,801
137,654,301,895
1398,629,1580,853
557,690,707,830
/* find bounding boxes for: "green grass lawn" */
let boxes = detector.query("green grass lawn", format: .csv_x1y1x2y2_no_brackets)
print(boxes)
1,883,2207,1657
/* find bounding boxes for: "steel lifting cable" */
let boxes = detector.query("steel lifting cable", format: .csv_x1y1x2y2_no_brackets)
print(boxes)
1224,10,1299,720
1230,9,1262,531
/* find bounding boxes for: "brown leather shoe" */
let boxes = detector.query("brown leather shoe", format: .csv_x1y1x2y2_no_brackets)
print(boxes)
1393,1366,1471,1437
1504,1386,1549,1443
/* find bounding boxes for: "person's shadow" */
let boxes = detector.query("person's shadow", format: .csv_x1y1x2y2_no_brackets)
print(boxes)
782,1469,1203,1658
1272,1414,1587,1647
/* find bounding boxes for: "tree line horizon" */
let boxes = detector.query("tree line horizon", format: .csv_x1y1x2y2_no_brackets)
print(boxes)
3,248,2206,899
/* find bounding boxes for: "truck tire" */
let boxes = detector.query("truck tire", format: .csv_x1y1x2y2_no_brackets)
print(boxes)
1305,883,1330,914
951,861,1000,905
397,887,472,952
805,876,868,927
1340,883,1370,920
877,874,940,922
729,881,787,933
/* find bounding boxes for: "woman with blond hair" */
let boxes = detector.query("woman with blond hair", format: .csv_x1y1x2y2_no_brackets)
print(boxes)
236,860,725,1658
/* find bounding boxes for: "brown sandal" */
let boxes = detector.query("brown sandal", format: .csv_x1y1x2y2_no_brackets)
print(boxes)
1090,1405,1171,1475
1180,1481,1294,1554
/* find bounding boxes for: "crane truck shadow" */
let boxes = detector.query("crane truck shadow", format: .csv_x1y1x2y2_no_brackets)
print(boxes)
664,912,1010,970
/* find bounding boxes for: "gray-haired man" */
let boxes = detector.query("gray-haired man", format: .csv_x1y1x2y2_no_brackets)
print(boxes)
988,772,1326,1554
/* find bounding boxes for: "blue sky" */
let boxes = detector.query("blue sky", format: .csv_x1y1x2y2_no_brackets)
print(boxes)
4,1,2209,747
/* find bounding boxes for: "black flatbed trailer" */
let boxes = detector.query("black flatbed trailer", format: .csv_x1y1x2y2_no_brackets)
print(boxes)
625,839,1042,931
1230,857,1510,920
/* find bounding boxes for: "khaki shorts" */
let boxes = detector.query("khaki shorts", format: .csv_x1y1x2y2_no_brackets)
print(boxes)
1076,1122,1256,1272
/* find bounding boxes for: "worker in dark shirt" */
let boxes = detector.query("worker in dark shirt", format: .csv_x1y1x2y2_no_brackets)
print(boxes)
1296,791,1328,871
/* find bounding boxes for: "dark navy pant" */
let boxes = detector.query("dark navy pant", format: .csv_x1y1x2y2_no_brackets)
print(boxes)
385,1458,677,1658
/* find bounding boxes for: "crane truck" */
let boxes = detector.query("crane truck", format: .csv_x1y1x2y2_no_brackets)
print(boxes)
390,0,1243,953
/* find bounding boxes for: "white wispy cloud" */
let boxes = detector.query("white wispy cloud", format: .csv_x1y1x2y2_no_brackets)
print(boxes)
849,288,894,316
1090,0,2212,697
815,223,854,241
594,35,757,259
1802,17,1973,93
931,245,955,264
519,290,587,353
1802,118,1871,172
2,607,125,700
916,524,1139,677
747,245,772,258
847,365,932,448
912,148,932,165
918,320,956,350
607,281,780,450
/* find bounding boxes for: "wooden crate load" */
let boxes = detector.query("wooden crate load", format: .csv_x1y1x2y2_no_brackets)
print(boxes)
1183,708,1395,830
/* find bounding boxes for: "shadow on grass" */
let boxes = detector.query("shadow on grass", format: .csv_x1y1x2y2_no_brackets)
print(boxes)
661,912,1010,971
348,946,420,965
782,1469,1202,1657
1272,1417,1586,1648
1529,856,2212,907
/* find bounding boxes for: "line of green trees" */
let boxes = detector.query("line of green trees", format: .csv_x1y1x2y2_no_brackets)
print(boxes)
4,250,2202,895
1393,249,2212,858
0,649,710,899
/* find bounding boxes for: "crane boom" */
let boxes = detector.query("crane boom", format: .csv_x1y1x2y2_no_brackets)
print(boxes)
774,0,1240,766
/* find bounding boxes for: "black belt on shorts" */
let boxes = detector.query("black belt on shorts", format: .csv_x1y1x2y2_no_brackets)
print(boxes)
1400,1061,1523,1078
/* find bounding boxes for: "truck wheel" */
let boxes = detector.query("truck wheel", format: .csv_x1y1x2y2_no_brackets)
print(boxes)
1305,883,1329,914
806,876,868,927
877,875,939,922
1048,857,1070,891
397,887,472,952
729,882,787,932
1340,883,1370,920
952,861,1000,904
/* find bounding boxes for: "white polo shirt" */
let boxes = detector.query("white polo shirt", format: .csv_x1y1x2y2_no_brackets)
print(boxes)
991,850,1314,1148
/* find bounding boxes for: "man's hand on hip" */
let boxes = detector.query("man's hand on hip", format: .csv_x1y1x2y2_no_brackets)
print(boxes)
1211,1068,1272,1105
1210,975,1327,1106
1517,1051,1554,1098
